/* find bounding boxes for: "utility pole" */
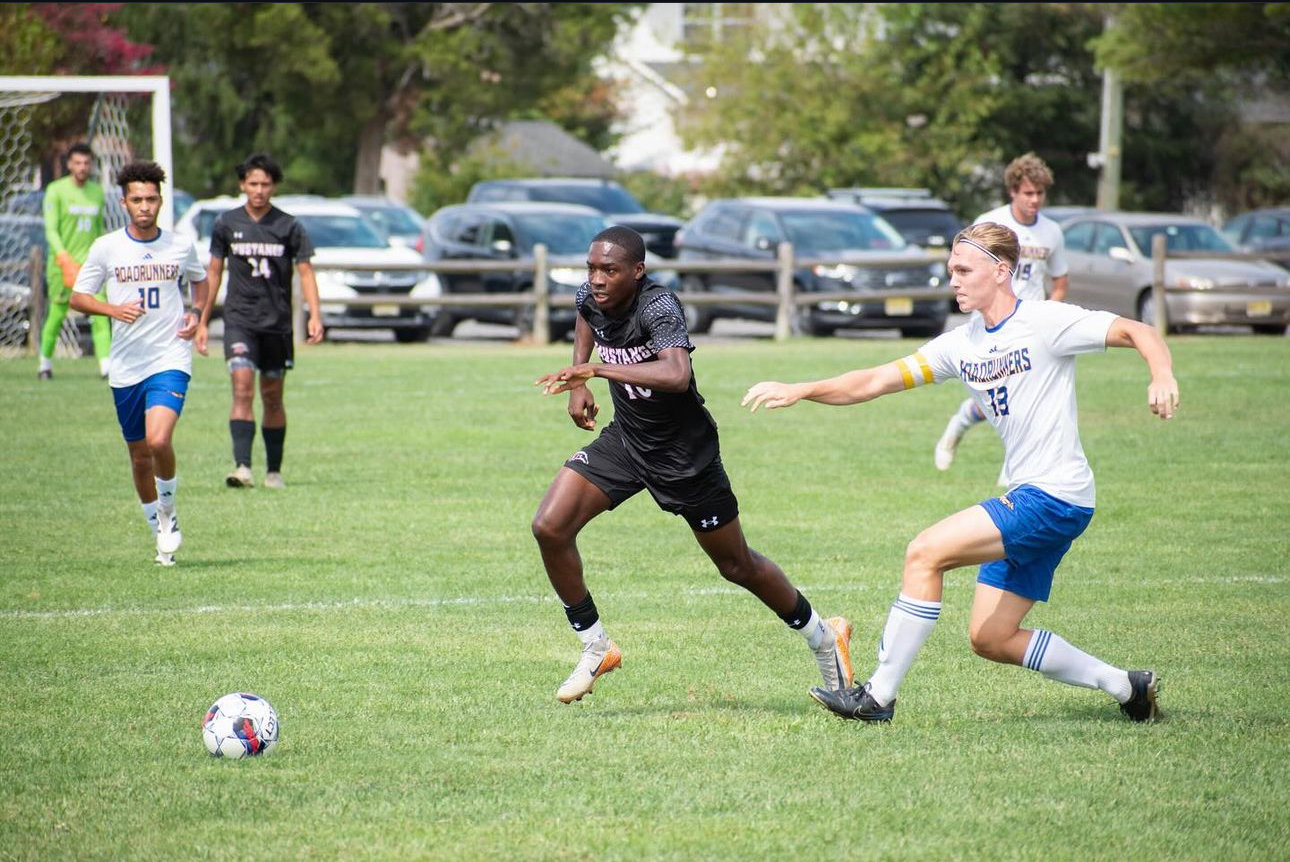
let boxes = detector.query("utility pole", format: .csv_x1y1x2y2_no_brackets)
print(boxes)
1092,13,1124,210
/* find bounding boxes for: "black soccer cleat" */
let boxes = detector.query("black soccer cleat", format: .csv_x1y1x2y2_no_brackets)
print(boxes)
809,682,895,723
1120,670,1161,722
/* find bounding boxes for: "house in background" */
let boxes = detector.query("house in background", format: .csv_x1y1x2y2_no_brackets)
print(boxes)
379,4,751,204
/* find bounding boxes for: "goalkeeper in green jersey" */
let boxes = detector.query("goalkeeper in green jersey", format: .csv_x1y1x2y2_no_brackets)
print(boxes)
38,143,109,379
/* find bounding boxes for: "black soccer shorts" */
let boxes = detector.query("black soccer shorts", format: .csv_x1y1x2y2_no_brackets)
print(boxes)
222,322,294,378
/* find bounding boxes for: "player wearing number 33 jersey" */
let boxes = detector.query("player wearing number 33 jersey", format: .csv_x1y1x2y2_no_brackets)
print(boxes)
73,227,206,387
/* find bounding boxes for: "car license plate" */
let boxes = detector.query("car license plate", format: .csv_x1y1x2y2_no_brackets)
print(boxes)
885,297,913,316
372,304,400,317
1247,300,1272,318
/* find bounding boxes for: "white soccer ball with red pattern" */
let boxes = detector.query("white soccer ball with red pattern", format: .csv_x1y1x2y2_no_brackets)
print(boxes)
202,692,279,759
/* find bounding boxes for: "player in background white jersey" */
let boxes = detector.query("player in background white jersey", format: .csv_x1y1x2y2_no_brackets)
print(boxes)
70,161,210,566
742,222,1178,724
934,153,1070,480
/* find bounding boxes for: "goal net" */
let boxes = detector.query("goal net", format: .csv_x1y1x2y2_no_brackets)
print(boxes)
0,76,172,359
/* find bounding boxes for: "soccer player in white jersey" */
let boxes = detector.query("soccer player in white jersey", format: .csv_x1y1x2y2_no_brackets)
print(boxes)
742,222,1178,724
934,153,1070,479
70,161,210,566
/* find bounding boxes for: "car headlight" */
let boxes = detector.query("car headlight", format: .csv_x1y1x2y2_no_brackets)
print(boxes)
1174,276,1214,290
813,263,859,282
549,267,584,288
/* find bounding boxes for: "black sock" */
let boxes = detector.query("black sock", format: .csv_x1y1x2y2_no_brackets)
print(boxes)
777,590,813,630
563,593,599,634
230,420,255,468
262,425,286,473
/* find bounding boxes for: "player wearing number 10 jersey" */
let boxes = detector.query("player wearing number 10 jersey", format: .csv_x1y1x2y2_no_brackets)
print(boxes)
531,226,853,706
70,161,210,566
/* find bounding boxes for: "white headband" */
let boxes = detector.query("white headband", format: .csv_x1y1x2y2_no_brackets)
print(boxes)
956,237,1002,263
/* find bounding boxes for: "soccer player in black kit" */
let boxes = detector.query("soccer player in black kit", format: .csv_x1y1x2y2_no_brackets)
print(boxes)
533,226,853,704
195,153,323,490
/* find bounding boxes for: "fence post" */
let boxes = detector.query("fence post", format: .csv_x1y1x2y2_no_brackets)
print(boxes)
532,243,550,347
27,247,44,356
1151,233,1168,337
774,241,794,342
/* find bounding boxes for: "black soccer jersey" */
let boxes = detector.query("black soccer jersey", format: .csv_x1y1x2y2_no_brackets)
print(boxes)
210,206,314,334
576,280,720,479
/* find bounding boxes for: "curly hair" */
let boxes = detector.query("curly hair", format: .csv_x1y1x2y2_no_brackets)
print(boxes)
116,160,167,193
1003,152,1054,193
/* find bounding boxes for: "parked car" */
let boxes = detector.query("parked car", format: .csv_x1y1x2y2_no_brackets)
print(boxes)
825,187,963,249
1042,204,1101,225
176,195,441,342
1061,211,1290,334
674,197,949,337
1221,206,1290,267
341,196,426,251
466,177,684,259
422,201,677,341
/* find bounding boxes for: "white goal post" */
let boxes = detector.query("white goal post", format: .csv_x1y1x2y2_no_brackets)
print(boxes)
0,75,172,357
0,76,174,226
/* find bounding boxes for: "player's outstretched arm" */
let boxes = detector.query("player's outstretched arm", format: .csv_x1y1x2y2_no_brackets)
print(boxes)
1106,317,1179,419
742,361,909,413
297,262,324,344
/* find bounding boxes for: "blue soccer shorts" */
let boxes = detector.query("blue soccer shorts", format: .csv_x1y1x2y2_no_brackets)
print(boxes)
977,484,1095,602
111,369,191,443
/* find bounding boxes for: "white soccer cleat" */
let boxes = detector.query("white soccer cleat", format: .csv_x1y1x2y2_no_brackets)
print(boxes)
155,552,176,567
556,637,622,704
814,616,854,690
263,471,286,490
226,464,255,488
156,509,182,555
934,421,961,472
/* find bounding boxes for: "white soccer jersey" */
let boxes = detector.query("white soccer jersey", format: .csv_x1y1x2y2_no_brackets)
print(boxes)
73,228,206,387
974,205,1068,302
915,300,1116,507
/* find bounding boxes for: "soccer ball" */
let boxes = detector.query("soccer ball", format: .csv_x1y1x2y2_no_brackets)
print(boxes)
202,692,279,759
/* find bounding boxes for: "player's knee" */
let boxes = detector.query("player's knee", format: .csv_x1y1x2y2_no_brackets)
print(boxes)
531,510,571,548
968,625,1010,662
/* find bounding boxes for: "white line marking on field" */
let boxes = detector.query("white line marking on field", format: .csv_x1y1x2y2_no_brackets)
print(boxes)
0,576,1282,621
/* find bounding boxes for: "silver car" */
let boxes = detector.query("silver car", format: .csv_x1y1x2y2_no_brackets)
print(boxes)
1061,212,1290,334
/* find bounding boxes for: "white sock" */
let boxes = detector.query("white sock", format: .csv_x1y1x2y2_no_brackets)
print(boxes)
155,476,177,514
39,356,52,372
1024,630,1132,703
141,500,159,535
797,609,829,650
575,621,606,646
867,593,941,705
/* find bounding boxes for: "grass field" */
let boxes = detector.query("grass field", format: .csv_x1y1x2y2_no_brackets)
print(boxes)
2,334,1288,861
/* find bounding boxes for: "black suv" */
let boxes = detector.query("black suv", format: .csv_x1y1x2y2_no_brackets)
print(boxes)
421,201,612,340
825,188,963,250
674,197,949,337
466,178,683,259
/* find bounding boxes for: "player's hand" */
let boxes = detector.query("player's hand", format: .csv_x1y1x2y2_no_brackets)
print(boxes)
741,381,800,413
1148,375,1179,420
177,311,199,341
535,364,594,396
56,251,80,288
114,299,145,324
567,387,599,431
306,315,324,344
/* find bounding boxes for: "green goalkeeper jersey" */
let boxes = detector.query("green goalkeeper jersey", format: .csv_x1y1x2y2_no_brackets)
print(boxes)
43,175,105,265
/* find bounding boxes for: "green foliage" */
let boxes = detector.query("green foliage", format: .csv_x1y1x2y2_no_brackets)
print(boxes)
1,336,1288,860
617,169,697,219
407,144,532,216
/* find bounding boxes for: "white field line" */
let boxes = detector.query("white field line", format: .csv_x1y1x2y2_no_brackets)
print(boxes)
0,575,1283,622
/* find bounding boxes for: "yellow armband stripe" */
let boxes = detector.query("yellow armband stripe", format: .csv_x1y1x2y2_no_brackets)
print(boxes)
897,352,933,390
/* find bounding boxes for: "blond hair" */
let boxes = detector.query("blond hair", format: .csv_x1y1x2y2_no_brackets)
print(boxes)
954,222,1020,271
1004,152,1054,193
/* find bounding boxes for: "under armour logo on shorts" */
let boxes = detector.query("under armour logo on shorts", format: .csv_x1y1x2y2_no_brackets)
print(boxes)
568,451,589,466
700,516,720,528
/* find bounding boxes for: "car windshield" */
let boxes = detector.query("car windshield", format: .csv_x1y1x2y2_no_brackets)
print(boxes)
877,209,961,245
484,183,646,214
780,211,907,253
513,213,608,255
357,204,422,235
1128,223,1236,255
297,214,388,249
